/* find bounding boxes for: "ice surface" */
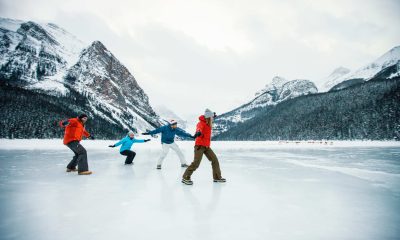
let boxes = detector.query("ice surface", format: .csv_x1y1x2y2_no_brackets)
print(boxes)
0,140,399,240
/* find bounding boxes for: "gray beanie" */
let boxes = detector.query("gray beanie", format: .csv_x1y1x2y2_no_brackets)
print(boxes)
204,108,214,118
128,131,135,136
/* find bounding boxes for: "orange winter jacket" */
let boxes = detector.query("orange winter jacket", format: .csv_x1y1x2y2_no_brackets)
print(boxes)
60,118,90,145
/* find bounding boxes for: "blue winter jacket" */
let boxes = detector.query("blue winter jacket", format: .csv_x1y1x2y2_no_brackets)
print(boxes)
114,136,145,152
148,125,192,144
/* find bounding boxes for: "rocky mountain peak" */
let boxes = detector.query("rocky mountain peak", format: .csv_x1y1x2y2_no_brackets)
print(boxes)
214,76,318,135
324,45,400,91
1,18,161,133
271,76,287,88
321,67,351,92
17,21,58,46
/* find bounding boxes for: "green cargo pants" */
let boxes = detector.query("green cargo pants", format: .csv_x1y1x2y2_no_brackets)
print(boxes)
183,145,222,180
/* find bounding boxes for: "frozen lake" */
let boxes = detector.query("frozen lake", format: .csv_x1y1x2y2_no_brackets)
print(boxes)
0,140,399,240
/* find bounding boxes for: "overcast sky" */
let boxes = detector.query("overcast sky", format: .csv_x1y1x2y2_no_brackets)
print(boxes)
1,0,399,119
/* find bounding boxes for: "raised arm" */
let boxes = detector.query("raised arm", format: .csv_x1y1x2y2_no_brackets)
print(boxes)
114,137,128,147
59,119,69,128
176,128,194,138
133,138,151,143
144,126,165,135
59,118,78,128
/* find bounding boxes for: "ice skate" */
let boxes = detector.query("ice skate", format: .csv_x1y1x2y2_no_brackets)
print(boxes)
182,178,193,185
66,168,77,172
213,178,226,183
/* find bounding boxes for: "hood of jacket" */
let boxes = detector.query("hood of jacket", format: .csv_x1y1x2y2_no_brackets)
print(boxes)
198,115,206,122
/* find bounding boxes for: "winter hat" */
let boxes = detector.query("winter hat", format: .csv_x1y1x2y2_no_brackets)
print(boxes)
128,131,135,136
204,108,214,118
170,119,178,125
78,114,88,119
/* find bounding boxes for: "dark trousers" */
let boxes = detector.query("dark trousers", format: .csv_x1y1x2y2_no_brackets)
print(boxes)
183,146,222,180
66,141,89,172
120,150,136,164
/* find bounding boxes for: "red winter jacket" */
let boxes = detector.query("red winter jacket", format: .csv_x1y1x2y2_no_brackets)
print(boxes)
195,115,212,147
60,118,90,145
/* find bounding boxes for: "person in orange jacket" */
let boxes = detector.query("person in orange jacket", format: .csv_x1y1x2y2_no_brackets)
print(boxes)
182,109,226,185
59,114,94,175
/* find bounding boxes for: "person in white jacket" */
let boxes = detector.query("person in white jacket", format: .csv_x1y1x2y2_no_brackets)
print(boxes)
142,120,195,169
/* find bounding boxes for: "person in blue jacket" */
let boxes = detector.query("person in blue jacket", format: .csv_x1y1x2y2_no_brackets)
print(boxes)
143,120,194,169
109,131,151,165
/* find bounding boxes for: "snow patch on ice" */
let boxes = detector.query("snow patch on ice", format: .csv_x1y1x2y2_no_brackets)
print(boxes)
287,159,400,193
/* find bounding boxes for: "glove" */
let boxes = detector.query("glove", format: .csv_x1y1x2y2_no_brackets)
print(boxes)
144,139,151,142
60,119,70,127
89,135,95,140
193,131,201,138
108,145,115,148
142,132,150,135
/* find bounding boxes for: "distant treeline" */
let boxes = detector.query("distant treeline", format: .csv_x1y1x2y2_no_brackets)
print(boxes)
215,77,400,141
0,81,128,139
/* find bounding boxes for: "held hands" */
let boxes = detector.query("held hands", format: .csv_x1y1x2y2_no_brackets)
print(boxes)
192,131,202,138
144,139,151,142
108,145,115,148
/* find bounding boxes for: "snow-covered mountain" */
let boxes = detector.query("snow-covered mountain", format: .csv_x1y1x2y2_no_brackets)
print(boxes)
214,76,318,135
0,17,161,134
0,19,84,89
320,67,351,92
323,46,400,91
154,105,187,129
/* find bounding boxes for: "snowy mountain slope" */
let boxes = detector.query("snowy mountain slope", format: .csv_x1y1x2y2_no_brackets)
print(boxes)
329,78,365,92
278,79,318,101
215,75,400,141
374,61,400,79
0,18,85,91
215,45,400,140
214,76,318,135
320,67,351,92
154,105,188,129
324,46,400,91
65,41,160,131
0,18,161,136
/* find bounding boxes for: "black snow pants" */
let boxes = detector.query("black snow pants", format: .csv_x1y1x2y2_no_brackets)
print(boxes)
120,150,136,164
66,141,89,172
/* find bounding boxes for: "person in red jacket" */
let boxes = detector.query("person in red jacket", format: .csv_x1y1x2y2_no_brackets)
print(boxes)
60,114,94,175
182,109,226,185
